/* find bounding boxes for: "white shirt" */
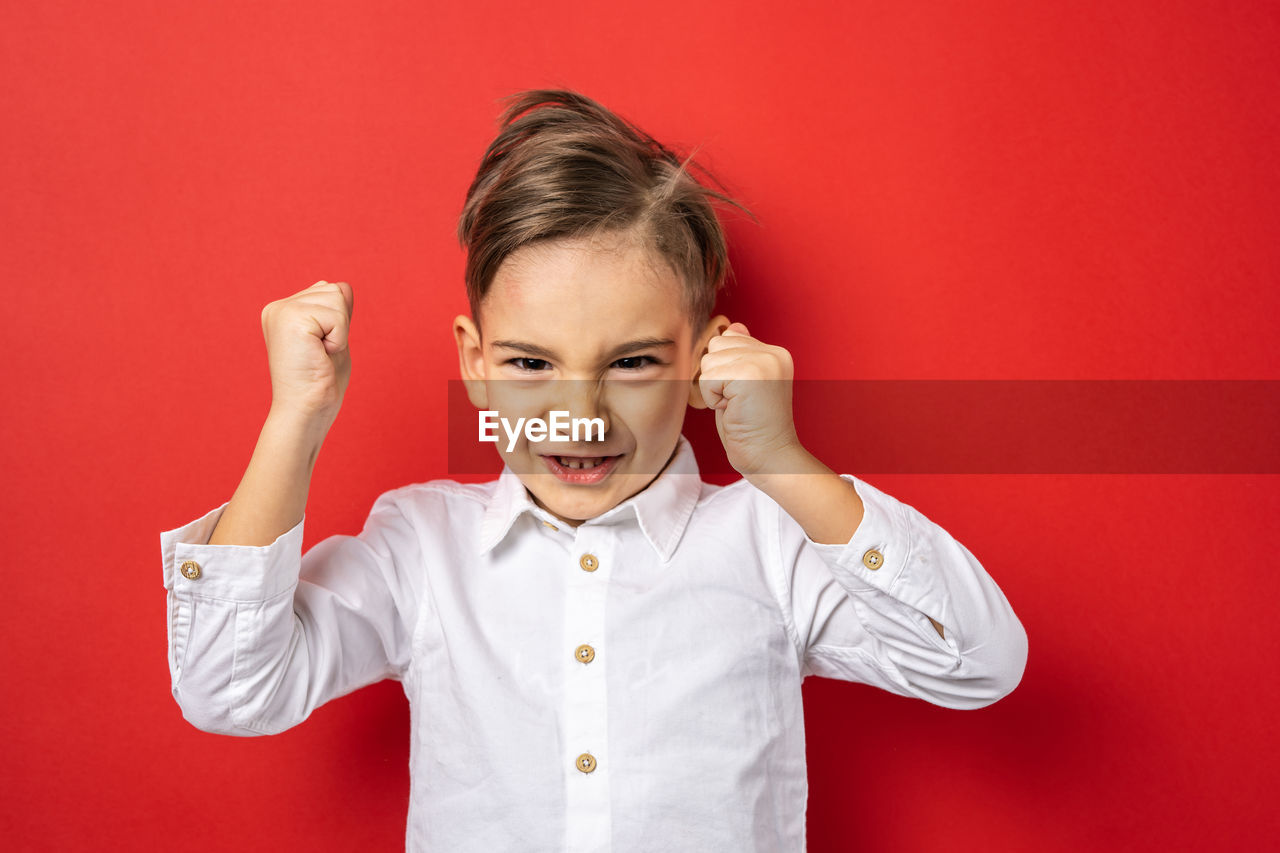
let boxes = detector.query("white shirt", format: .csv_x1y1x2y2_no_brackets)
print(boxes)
160,434,1027,852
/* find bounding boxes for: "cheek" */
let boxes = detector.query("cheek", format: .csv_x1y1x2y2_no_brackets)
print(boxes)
610,383,687,432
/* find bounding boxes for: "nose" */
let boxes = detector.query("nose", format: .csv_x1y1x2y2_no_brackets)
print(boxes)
552,378,611,442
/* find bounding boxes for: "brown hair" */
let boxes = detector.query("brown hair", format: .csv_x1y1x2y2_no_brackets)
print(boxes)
457,89,753,337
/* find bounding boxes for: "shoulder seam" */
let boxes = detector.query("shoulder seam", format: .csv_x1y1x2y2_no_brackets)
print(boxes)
697,477,752,509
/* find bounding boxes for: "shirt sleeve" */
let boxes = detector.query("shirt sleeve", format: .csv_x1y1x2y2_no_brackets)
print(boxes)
770,474,1028,710
159,490,423,736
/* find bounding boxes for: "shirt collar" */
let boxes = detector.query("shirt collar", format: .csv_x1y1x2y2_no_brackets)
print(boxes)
476,434,703,563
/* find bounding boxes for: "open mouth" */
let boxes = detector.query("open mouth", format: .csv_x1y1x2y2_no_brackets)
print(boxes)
541,453,623,483
553,456,608,469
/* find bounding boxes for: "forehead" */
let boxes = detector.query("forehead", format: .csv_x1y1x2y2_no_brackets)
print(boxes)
481,234,694,355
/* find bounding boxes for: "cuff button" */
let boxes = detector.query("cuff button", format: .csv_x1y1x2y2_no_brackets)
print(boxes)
179,560,202,580
861,549,884,570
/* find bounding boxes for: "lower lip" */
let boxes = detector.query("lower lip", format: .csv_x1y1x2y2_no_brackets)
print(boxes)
542,454,622,484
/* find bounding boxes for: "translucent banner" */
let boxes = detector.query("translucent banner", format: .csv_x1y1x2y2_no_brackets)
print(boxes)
445,379,1280,475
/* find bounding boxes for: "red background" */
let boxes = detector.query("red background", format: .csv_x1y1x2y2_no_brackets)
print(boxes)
3,1,1278,850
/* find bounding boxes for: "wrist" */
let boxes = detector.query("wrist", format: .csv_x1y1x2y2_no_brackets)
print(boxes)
743,439,824,485
264,404,333,462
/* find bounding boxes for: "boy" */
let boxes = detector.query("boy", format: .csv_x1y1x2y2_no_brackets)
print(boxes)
160,89,1028,852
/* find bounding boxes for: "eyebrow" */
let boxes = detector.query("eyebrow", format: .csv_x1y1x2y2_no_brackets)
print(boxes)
490,337,676,363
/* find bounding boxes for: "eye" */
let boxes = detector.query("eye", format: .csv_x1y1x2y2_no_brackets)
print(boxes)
507,357,551,372
612,355,660,371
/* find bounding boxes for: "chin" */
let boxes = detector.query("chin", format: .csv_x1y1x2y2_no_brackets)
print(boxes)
521,453,659,521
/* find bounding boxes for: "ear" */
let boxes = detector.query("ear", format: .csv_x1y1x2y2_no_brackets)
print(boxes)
453,314,489,410
687,313,731,410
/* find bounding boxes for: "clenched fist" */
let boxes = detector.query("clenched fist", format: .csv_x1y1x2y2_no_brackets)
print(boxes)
697,321,802,481
260,280,354,424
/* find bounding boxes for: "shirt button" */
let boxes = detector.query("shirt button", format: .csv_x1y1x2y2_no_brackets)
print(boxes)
576,752,597,773
575,644,596,664
179,560,202,580
862,549,884,570
579,553,599,572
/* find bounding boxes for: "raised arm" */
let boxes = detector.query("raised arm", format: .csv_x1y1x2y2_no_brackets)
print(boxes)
160,280,419,737
209,279,354,546
695,320,1025,707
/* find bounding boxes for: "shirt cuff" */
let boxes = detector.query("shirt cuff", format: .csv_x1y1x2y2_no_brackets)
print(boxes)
800,474,910,596
160,502,304,602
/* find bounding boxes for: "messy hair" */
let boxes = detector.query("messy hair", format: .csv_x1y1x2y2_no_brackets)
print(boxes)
457,89,753,336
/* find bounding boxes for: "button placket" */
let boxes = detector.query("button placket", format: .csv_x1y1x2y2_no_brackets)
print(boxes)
562,529,613,849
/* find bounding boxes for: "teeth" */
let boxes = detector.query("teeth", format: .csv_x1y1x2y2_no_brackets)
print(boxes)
557,456,603,469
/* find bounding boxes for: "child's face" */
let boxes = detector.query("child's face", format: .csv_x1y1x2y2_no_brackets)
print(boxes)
454,232,727,527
